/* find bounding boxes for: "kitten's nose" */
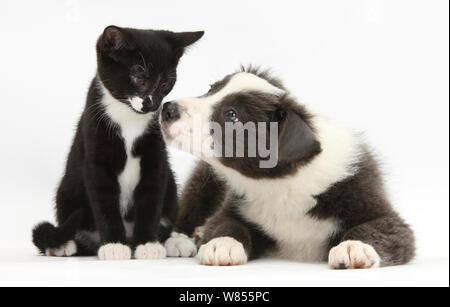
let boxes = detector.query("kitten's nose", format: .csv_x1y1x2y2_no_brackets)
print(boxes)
142,96,160,113
162,101,180,122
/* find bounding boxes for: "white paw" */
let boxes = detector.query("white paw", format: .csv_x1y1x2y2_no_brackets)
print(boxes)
165,232,197,257
328,240,380,269
45,240,77,257
197,236,248,266
135,242,166,260
98,243,132,260
194,226,205,239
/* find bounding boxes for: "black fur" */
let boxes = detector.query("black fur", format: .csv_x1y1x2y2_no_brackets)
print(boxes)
32,209,83,253
208,90,321,178
175,161,226,235
310,149,416,265
169,67,415,267
32,26,203,256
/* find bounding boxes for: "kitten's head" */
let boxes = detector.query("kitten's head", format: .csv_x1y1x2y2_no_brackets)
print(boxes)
96,25,204,114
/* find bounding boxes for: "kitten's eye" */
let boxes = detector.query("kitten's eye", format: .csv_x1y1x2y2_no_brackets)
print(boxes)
160,82,170,94
131,76,144,86
225,110,239,123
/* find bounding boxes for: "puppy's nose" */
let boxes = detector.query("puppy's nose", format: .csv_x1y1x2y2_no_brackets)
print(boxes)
162,101,180,122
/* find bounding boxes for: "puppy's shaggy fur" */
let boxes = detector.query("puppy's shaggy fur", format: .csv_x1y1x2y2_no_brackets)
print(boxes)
161,67,415,268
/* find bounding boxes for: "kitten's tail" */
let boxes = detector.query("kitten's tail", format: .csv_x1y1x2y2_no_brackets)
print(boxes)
32,209,83,254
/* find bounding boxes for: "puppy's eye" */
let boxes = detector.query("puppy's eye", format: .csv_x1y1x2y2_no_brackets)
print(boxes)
160,82,168,89
225,110,239,123
131,76,144,86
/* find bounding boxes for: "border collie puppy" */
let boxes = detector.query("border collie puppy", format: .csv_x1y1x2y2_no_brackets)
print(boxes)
32,26,203,260
160,67,415,268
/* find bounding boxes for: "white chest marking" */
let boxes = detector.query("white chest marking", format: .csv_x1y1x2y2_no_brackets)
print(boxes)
99,80,154,215
241,191,338,261
117,154,140,215
211,116,362,262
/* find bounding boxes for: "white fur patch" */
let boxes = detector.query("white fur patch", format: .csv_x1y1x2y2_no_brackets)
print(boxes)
207,72,285,102
209,116,362,262
128,96,152,113
98,243,132,260
99,80,154,216
129,96,143,113
197,237,247,266
45,240,77,257
134,242,166,260
165,232,197,257
328,240,380,269
118,157,141,216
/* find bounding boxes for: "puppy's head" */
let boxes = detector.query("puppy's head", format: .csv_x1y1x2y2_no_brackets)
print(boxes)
160,68,321,178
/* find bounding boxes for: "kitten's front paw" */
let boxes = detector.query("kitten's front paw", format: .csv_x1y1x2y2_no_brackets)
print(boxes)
98,243,132,261
45,240,77,257
135,242,166,260
165,232,197,257
328,240,380,269
197,237,247,266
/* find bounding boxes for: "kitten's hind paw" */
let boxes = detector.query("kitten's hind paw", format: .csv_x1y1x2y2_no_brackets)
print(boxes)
165,232,197,257
98,243,132,260
135,242,166,260
45,240,77,257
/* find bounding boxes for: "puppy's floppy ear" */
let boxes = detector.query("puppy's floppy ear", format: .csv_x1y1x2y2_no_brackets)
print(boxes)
277,108,321,163
100,25,136,53
164,31,205,60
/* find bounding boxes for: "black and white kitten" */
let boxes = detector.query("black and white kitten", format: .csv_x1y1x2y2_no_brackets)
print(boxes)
32,26,204,260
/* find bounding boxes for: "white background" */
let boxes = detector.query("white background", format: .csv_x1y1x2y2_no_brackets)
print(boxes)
0,0,448,286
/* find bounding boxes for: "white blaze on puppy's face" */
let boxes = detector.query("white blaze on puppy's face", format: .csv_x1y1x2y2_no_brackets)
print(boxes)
161,72,285,159
205,72,285,103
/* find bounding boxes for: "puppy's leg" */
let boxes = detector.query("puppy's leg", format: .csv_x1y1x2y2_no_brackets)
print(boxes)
166,162,226,258
164,232,197,257
198,236,248,266
329,215,415,269
197,207,251,266
175,162,226,236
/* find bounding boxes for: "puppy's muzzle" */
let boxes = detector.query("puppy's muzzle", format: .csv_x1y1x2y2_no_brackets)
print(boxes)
161,101,181,123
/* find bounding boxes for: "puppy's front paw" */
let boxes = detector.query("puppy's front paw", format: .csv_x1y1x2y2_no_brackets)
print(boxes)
328,240,380,269
135,242,166,260
165,232,197,257
98,243,132,261
197,237,247,266
45,240,77,257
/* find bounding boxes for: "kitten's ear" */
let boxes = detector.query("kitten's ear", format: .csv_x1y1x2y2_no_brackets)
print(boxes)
276,108,321,163
165,31,205,60
171,31,205,48
100,25,136,53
